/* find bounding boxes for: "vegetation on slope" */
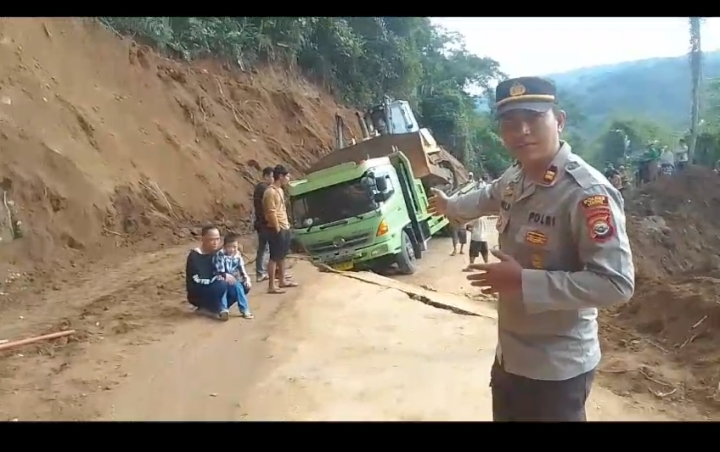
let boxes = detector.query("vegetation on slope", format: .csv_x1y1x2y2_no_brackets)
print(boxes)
99,17,720,174
99,17,516,177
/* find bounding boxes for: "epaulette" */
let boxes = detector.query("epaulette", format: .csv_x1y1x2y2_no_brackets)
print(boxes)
565,156,608,190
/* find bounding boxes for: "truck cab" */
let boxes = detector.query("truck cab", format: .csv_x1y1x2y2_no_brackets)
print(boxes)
289,96,474,275
289,154,447,275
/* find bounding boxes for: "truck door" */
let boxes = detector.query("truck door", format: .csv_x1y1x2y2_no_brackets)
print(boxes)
392,157,425,246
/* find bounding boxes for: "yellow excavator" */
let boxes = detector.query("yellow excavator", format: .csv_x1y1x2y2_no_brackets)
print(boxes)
308,96,469,194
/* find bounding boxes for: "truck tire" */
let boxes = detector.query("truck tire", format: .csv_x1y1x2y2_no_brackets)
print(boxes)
396,230,417,275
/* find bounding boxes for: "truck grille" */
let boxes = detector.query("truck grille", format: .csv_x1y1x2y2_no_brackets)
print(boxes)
306,232,372,254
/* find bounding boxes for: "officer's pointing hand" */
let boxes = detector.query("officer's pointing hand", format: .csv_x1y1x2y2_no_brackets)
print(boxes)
428,188,448,216
466,249,523,295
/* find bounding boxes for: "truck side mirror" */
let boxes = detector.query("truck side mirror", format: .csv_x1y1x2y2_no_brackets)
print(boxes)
373,192,387,203
375,176,388,192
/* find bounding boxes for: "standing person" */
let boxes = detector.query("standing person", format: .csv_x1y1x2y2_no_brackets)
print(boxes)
675,138,689,171
448,222,467,256
214,233,254,319
253,167,274,282
659,146,675,176
429,76,634,421
616,165,629,196
464,216,489,271
262,165,298,294
185,225,240,321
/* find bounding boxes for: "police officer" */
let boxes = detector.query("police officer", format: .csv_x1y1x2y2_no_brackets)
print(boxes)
429,76,634,421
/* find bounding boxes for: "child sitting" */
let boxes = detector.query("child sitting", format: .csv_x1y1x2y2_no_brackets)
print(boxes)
215,233,254,319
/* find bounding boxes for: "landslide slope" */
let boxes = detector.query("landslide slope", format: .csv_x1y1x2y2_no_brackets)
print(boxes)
600,167,720,418
0,18,358,276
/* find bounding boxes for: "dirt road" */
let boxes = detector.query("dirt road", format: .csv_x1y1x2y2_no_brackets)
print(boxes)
1,229,702,421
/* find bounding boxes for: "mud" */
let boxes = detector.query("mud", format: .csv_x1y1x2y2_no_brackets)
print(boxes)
600,166,720,418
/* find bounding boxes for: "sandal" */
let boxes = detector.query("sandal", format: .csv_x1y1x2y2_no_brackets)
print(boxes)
268,288,286,294
242,311,255,319
280,281,298,288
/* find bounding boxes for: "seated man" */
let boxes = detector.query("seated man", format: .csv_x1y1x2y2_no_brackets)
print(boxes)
185,225,239,321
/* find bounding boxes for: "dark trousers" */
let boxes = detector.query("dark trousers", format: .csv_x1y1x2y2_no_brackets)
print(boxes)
490,359,595,422
187,279,238,314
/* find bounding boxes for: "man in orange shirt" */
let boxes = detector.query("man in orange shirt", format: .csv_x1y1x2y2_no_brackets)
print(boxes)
262,165,298,294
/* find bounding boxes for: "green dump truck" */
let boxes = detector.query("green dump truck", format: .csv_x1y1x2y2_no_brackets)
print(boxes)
288,97,473,275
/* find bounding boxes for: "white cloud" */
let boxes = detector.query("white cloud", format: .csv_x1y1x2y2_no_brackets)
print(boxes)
432,17,720,77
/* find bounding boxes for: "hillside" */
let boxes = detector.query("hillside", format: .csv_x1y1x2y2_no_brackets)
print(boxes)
547,51,720,138
0,18,359,277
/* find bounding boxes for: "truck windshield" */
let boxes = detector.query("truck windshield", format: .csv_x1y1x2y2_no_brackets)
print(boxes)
291,178,375,228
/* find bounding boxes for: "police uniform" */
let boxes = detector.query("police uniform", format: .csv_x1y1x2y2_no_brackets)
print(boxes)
447,77,635,421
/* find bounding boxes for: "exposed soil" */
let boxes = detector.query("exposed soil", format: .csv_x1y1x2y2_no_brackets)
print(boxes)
0,17,715,421
0,18,358,281
600,166,720,419
0,17,358,418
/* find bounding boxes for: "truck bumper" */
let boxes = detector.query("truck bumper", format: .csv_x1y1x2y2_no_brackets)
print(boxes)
308,236,401,270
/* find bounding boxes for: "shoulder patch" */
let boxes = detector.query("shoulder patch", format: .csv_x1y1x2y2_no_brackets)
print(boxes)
580,195,609,209
579,194,616,243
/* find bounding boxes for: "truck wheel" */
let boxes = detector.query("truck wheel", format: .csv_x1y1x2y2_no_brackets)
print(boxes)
396,231,417,275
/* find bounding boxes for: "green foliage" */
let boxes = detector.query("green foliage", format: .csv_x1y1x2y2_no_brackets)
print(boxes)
549,50,720,142
99,16,511,176
591,116,677,168
695,77,720,166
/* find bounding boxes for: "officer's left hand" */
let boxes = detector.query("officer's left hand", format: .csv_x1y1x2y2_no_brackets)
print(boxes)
466,249,523,295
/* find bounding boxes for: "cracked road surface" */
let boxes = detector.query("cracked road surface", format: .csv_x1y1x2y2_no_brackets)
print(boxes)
0,237,686,421
93,239,676,421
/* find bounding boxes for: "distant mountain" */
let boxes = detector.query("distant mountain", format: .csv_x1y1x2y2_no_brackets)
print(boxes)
473,52,720,140
546,51,720,139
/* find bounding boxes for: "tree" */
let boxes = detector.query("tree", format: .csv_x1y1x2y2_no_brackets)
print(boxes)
99,17,510,174
688,17,703,164
694,77,720,166
593,117,674,167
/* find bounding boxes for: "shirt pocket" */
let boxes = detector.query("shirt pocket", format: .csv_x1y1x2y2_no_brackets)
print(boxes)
514,224,557,270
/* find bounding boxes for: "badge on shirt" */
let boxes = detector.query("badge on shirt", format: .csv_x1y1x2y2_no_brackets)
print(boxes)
524,230,548,246
503,182,514,197
531,253,544,269
587,213,614,242
542,165,557,185
580,195,615,242
581,195,609,209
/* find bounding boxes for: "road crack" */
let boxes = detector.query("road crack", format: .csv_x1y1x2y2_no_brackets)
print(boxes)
313,261,495,319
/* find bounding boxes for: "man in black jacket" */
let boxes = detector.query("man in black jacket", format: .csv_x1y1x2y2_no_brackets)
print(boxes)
186,225,239,321
253,167,274,281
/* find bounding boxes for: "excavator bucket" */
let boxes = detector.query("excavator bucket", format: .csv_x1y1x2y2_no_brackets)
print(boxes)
308,128,460,190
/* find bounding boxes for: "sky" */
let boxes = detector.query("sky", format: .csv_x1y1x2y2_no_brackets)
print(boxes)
432,17,720,77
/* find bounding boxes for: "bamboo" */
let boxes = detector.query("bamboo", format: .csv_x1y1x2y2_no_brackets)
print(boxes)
0,330,75,352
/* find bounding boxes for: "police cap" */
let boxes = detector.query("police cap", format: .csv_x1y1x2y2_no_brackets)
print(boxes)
495,76,557,117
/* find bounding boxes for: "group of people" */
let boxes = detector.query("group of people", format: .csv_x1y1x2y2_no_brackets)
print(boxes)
252,165,298,294
185,76,637,420
632,138,689,186
184,164,298,321
603,138,690,191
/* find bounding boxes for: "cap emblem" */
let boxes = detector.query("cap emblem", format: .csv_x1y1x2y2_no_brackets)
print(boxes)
509,83,526,97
